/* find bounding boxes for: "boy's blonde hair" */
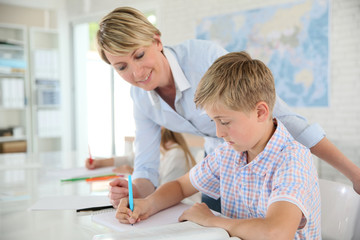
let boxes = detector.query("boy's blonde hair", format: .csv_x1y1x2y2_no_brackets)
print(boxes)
160,128,196,170
96,7,161,64
194,51,276,114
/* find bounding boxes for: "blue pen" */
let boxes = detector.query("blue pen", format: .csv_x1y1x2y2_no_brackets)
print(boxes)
128,175,134,212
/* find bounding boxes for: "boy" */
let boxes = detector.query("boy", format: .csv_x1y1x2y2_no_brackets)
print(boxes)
116,52,321,239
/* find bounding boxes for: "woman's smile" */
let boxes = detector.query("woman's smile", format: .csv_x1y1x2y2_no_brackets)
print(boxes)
136,71,152,84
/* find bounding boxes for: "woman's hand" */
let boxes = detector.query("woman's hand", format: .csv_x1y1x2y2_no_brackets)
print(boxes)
108,178,131,208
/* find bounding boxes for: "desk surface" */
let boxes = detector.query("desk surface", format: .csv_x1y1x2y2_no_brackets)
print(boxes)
0,152,115,240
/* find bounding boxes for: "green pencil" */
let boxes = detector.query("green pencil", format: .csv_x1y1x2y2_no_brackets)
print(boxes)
60,174,117,182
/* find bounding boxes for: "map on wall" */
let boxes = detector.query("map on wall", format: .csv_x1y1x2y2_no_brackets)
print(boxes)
196,0,329,107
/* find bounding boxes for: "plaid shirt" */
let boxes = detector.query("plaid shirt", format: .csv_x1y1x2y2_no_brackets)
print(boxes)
190,119,321,239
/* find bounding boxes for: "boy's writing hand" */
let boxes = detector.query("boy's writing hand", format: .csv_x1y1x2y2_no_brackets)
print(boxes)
116,198,151,224
179,202,216,227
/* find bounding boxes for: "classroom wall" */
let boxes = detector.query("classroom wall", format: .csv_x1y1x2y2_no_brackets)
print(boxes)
0,3,57,28
64,0,360,183
2,0,358,182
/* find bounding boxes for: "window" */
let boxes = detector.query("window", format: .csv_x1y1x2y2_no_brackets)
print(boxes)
73,11,156,162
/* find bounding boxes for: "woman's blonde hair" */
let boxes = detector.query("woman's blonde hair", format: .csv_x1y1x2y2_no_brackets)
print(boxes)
160,128,197,170
96,6,161,64
194,51,276,114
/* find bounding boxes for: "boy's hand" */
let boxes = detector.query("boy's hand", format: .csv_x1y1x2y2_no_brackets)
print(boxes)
179,202,216,227
116,198,152,224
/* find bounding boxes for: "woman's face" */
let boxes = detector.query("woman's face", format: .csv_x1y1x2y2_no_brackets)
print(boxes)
104,35,170,91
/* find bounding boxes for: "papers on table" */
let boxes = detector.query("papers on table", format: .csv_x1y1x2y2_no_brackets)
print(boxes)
28,195,111,211
45,166,117,181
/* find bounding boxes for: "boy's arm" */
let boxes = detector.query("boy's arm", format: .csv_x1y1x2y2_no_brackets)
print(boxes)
183,201,302,240
146,172,196,214
116,172,198,224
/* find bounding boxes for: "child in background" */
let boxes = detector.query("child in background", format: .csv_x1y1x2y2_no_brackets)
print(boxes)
116,51,321,239
85,128,197,184
159,127,197,185
85,152,134,174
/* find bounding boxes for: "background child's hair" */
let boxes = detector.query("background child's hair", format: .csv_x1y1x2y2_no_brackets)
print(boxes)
194,51,276,113
160,128,197,170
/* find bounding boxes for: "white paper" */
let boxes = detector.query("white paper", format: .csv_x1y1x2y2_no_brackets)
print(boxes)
28,195,111,211
92,202,192,232
45,166,117,181
92,221,234,240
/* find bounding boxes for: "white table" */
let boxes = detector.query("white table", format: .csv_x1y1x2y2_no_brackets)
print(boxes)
0,152,115,240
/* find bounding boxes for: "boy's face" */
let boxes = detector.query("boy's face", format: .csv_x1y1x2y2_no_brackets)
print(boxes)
206,103,265,154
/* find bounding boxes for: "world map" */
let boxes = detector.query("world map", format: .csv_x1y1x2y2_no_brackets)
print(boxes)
196,0,329,107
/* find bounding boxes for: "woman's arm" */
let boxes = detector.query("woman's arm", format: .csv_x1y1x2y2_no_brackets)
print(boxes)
311,137,360,194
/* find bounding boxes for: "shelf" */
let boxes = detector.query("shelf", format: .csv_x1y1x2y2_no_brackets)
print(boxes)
0,107,26,111
0,44,24,51
35,135,61,139
0,72,25,78
35,105,60,110
30,27,62,153
0,136,26,143
0,23,30,153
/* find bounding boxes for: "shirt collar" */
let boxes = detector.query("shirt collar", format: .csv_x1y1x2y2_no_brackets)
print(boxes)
246,119,289,176
147,47,191,107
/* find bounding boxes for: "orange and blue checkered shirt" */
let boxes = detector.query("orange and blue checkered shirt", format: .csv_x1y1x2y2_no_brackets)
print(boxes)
190,119,321,239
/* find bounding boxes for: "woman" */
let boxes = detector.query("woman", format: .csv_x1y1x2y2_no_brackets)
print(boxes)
96,7,360,208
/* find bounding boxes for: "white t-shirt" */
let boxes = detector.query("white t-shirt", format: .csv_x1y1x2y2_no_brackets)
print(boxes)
159,144,189,185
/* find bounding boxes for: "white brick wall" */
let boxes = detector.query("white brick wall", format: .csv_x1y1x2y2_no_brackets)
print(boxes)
68,0,360,183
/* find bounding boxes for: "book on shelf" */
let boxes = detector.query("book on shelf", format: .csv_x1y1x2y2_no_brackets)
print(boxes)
0,66,25,75
0,78,25,108
0,58,26,69
0,38,24,46
0,140,26,153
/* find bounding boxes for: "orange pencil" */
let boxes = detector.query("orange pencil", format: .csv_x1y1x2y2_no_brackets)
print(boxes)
86,175,123,182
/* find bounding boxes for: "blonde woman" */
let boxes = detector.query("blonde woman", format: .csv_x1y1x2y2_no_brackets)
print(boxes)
98,7,360,210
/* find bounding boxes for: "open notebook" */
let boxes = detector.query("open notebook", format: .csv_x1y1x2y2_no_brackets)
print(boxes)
91,202,241,240
92,221,240,240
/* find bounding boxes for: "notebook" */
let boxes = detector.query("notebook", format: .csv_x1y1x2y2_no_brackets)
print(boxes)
91,202,191,231
92,221,239,240
92,202,239,239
